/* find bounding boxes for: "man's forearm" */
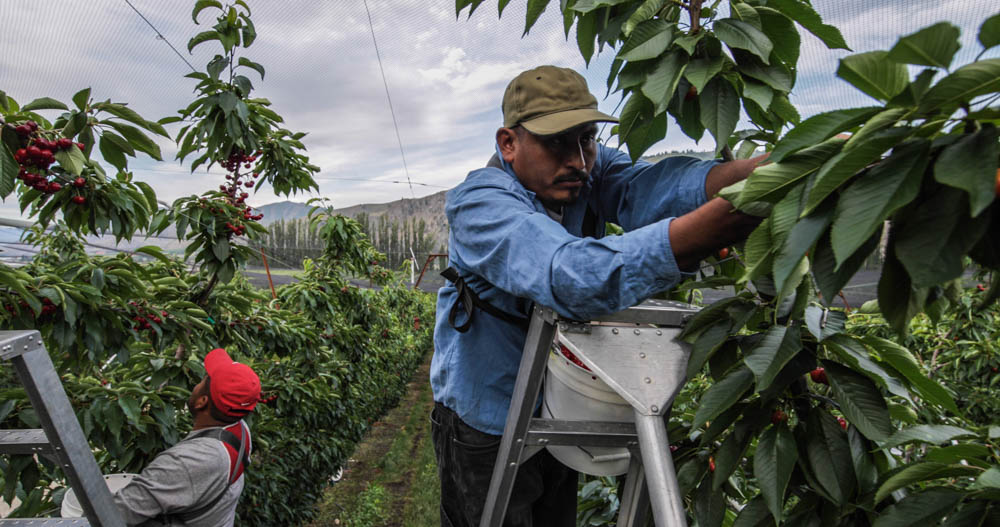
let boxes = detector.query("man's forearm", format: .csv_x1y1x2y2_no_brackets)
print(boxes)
670,155,768,271
669,197,761,270
703,154,767,198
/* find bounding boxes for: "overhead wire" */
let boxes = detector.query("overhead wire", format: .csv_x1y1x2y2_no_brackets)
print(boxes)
122,0,198,73
314,176,449,189
362,0,415,199
123,0,445,202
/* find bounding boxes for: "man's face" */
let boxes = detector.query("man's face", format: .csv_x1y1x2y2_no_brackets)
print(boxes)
500,123,598,210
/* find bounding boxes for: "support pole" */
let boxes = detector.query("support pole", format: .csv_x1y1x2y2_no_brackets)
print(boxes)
634,413,686,526
259,248,277,299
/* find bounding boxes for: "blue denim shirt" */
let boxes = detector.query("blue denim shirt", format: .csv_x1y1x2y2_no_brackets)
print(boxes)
431,143,716,434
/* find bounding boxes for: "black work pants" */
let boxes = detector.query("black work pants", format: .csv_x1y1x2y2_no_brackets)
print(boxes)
430,402,577,527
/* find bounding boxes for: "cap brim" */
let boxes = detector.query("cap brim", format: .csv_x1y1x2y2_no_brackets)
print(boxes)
204,348,233,377
520,108,618,136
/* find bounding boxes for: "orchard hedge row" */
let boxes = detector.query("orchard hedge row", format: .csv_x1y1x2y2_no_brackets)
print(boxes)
0,216,434,526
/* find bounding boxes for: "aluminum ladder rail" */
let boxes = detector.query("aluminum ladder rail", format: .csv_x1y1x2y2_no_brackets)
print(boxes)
0,330,124,526
479,299,699,527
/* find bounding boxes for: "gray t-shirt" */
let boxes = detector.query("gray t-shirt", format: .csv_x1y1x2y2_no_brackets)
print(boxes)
113,425,249,526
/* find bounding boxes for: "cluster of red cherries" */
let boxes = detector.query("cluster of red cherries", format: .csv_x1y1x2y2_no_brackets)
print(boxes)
128,301,167,331
217,150,264,237
11,120,89,203
3,297,57,318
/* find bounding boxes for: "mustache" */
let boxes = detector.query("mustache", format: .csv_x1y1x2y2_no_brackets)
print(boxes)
555,170,589,183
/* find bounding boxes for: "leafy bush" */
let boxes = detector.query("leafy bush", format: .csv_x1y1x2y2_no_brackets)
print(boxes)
849,282,1000,426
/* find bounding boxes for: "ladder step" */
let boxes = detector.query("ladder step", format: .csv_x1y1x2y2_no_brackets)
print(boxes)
0,520,89,525
0,430,52,455
526,418,638,447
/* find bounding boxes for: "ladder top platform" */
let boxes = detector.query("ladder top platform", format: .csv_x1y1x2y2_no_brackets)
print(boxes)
542,299,700,328
0,331,44,361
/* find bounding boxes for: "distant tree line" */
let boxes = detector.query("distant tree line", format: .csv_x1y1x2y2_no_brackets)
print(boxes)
354,212,444,271
249,214,445,274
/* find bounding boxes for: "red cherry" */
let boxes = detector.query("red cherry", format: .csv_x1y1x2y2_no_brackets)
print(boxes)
837,417,847,430
771,409,787,424
25,121,37,131
46,182,62,193
685,85,697,101
75,142,85,151
708,456,716,472
14,149,27,163
15,125,31,136
73,177,86,188
809,367,828,385
71,196,86,205
717,247,730,259
27,146,42,158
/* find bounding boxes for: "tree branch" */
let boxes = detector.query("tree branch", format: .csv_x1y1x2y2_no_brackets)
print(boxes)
689,0,704,34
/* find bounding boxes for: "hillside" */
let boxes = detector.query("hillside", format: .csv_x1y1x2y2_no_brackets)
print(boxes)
258,190,449,251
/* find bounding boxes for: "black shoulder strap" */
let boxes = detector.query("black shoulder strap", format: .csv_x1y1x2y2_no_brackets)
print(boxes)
582,205,599,238
441,154,533,333
441,267,530,333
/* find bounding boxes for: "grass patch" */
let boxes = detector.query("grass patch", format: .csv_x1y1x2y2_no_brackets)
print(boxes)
342,484,389,527
245,267,303,278
311,355,439,526
399,439,439,526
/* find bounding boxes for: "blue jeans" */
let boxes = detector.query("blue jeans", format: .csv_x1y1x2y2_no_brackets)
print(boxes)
430,402,577,527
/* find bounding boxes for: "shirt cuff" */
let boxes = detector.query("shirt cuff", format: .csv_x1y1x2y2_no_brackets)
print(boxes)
622,218,684,297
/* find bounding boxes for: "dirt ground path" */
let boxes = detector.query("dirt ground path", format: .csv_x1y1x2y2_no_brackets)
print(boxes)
310,352,439,527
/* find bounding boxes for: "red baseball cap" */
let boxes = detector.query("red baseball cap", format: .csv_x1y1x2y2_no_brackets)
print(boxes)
204,348,261,417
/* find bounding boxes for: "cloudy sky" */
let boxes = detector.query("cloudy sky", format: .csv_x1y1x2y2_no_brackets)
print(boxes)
0,0,995,220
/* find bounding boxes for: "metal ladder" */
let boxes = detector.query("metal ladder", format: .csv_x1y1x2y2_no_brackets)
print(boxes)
480,299,699,527
0,330,124,526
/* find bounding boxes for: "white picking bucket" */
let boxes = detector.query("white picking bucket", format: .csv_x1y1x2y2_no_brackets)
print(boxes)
543,341,633,476
61,473,137,518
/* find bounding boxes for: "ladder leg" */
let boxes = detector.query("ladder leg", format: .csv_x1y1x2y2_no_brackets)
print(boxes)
617,448,651,527
480,308,556,527
633,412,686,527
13,344,125,527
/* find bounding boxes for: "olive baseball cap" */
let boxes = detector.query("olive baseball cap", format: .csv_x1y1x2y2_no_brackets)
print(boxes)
502,65,618,136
